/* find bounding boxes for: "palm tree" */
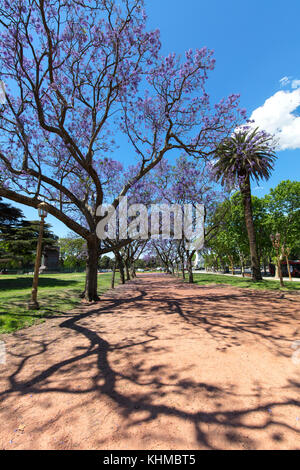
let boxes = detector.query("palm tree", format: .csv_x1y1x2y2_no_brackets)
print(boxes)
213,127,276,281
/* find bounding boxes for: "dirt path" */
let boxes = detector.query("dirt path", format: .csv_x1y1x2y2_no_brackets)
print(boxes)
0,274,299,450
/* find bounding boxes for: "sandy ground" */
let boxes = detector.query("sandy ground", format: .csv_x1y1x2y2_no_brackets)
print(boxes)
0,274,299,450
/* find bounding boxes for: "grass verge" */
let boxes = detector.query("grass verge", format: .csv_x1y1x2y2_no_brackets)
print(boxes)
0,272,119,334
192,273,300,292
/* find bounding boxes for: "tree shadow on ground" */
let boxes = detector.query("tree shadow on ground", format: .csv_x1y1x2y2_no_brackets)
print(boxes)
136,276,299,356
0,278,299,449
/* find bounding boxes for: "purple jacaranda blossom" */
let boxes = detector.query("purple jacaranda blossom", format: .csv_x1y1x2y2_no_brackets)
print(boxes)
0,0,246,300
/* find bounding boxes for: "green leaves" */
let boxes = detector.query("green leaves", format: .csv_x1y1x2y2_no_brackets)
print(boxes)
264,180,300,258
206,181,300,270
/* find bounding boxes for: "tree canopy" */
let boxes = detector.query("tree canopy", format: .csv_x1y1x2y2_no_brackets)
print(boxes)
0,0,245,299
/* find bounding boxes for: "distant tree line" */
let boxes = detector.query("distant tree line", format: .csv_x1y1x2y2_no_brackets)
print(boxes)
0,198,57,271
204,180,300,277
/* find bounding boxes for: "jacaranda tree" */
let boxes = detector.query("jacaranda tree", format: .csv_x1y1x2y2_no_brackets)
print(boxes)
0,0,245,300
213,126,277,281
157,156,224,282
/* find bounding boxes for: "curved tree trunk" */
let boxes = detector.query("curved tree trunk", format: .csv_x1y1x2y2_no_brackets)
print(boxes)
84,236,100,301
240,176,262,281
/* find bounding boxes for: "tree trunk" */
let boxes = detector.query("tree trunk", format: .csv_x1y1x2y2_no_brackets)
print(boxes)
277,257,284,287
180,256,186,279
166,266,172,274
240,176,262,281
125,260,131,281
111,262,116,289
285,255,292,282
229,255,235,275
116,252,125,284
84,237,100,301
187,252,194,283
240,255,245,277
130,263,136,279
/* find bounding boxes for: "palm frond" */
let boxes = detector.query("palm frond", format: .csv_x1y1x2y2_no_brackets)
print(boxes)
213,127,277,188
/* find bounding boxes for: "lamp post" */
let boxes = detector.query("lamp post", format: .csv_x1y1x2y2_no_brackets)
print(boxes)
28,202,48,310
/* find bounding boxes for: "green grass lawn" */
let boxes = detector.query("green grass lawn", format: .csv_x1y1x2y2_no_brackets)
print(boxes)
0,272,119,334
193,273,300,292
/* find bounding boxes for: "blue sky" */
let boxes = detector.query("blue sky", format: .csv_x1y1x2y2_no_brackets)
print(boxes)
5,0,300,237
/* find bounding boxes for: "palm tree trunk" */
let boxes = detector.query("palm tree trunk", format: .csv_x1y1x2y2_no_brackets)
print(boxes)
240,176,262,281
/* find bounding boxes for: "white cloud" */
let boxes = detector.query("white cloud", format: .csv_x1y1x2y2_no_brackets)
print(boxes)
291,79,300,89
249,82,300,151
279,76,290,87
